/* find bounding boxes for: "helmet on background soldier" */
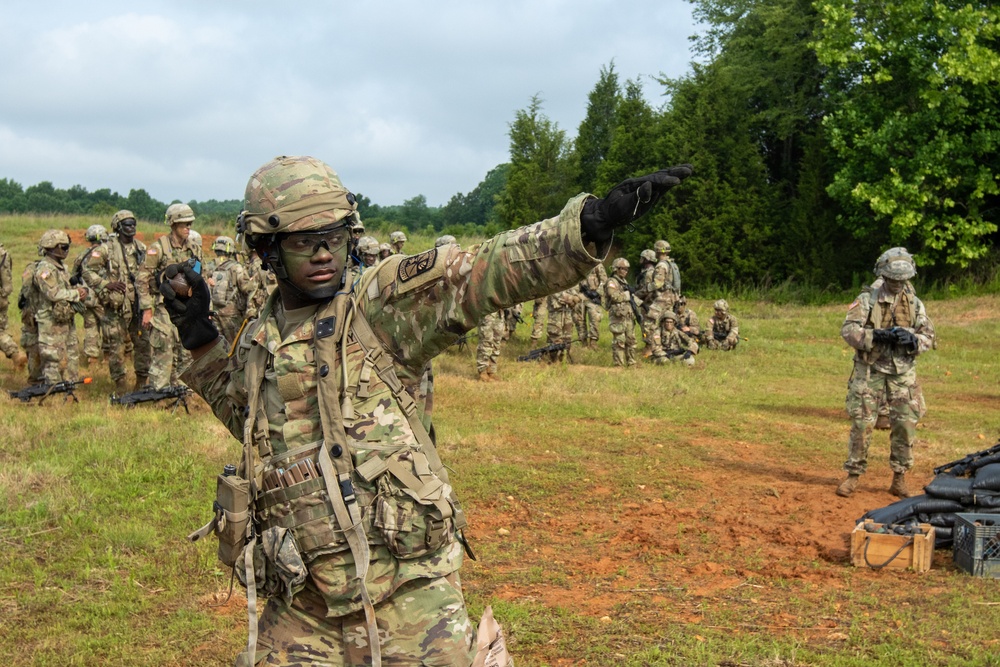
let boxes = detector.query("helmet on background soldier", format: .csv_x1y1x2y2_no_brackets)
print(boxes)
213,236,237,256
357,236,380,257
38,229,71,254
237,156,357,240
663,311,677,323
713,299,729,313
611,257,629,271
434,235,457,247
164,203,196,226
110,210,136,232
653,240,671,255
379,242,393,256
188,229,202,249
85,224,109,243
390,231,407,245
875,247,916,281
640,249,656,264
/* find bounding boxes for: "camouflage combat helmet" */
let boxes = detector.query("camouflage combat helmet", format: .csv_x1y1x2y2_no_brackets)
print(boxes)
357,235,380,256
390,231,407,244
713,299,729,312
653,240,671,254
875,247,916,281
640,249,656,263
663,311,677,323
238,156,357,237
213,236,237,255
611,257,629,270
38,229,70,253
379,242,393,255
86,224,109,243
110,209,136,232
188,229,202,249
165,203,196,226
434,235,456,247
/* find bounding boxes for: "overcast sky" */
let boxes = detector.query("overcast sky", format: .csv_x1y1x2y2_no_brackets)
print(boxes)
0,1,698,208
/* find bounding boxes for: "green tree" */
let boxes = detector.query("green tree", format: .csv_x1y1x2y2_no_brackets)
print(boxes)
575,62,620,194
496,95,576,228
816,0,1000,268
595,78,658,196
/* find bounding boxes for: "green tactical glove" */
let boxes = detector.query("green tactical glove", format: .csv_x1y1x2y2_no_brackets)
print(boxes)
580,165,693,243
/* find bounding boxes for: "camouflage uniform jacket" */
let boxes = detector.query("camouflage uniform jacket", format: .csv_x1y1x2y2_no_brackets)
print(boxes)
139,235,203,313
32,256,81,324
183,194,607,616
0,243,11,302
662,328,696,355
604,275,634,321
676,306,699,337
708,313,739,342
582,263,608,299
210,258,254,318
841,285,934,376
82,236,147,317
72,245,102,308
547,285,583,313
647,259,676,296
634,265,655,305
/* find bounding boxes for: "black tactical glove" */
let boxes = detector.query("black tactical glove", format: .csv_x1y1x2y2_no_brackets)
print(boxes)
891,327,919,354
159,262,219,350
871,329,895,346
580,165,693,243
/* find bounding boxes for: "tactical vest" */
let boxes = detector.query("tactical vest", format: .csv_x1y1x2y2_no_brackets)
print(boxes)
866,287,916,330
211,259,246,315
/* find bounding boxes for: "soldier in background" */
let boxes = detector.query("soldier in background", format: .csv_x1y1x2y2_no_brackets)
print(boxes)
576,263,607,349
529,298,547,344
209,236,255,344
18,259,42,382
546,286,582,363
0,241,28,367
378,242,393,261
390,230,407,254
641,240,679,360
705,299,740,350
501,304,522,341
633,249,657,357
356,236,381,268
604,257,637,367
660,311,697,366
73,224,109,367
475,310,506,381
140,203,202,389
837,250,935,498
435,235,456,248
32,230,87,384
674,296,700,346
82,210,151,391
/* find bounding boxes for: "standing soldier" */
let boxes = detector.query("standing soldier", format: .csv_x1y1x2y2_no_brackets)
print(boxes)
605,257,637,367
576,263,607,349
529,298,547,344
32,230,88,384
356,236,381,268
836,251,935,498
209,236,255,344
633,249,657,357
660,311,697,366
706,299,740,350
140,203,202,389
390,230,407,254
18,259,42,382
641,240,679,361
475,310,506,381
674,296,700,346
74,224,109,367
83,210,151,392
546,286,581,363
0,241,28,367
654,240,681,297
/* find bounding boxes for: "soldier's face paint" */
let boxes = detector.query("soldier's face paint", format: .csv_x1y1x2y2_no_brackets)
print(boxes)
119,219,137,241
884,278,905,295
276,232,349,307
49,243,70,260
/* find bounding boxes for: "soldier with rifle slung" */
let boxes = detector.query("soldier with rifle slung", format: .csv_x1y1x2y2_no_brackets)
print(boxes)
604,257,638,367
31,230,88,385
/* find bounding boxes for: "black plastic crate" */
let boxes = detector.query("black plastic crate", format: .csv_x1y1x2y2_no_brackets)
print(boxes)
953,513,1000,578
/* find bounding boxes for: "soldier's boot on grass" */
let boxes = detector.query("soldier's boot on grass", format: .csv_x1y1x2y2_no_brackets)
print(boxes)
133,373,149,391
836,474,860,497
114,377,130,395
487,369,499,382
478,371,491,383
889,472,913,498
11,350,27,368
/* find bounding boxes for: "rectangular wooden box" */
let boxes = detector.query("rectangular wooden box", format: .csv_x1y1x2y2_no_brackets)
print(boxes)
851,520,935,572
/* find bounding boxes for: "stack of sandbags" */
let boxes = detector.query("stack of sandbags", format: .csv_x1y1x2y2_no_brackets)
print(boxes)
859,443,1000,548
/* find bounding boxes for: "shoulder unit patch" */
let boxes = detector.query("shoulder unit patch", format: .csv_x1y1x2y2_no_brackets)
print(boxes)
397,248,438,283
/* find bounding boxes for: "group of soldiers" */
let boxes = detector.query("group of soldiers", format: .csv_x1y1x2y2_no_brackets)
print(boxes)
472,238,742,378
0,204,278,393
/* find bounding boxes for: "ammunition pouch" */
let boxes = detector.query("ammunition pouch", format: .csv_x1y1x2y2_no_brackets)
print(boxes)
99,287,126,312
52,300,76,324
188,472,250,568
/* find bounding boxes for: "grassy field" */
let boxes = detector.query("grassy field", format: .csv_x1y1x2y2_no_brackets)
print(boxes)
1,215,999,666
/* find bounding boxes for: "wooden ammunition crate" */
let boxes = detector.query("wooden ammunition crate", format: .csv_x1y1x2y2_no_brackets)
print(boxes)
851,520,935,572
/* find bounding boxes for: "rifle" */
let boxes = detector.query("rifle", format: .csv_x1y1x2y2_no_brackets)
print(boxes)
454,331,478,353
111,384,191,414
933,441,1000,476
872,326,919,355
581,287,602,307
9,377,92,404
624,285,647,343
517,339,579,362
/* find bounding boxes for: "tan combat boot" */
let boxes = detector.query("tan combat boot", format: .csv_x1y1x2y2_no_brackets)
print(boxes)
114,377,130,395
836,474,860,497
889,472,912,498
478,372,491,383
12,350,28,368
487,370,498,382
133,374,149,391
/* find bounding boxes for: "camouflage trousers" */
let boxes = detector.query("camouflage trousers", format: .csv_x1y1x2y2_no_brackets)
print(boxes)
573,301,603,344
608,314,636,367
215,310,246,349
705,334,739,351
844,362,920,475
79,305,104,360
20,311,41,383
238,572,476,666
38,315,79,384
529,299,546,341
546,308,574,363
148,306,191,389
0,298,20,358
475,311,506,374
641,293,675,357
101,308,151,384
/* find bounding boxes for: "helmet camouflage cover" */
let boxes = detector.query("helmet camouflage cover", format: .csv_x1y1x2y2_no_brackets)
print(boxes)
86,224,109,243
653,239,671,254
165,203,196,226
110,209,136,231
357,235,380,256
875,247,916,281
240,156,357,237
39,229,71,252
434,235,456,247
640,249,656,263
713,299,729,312
213,235,237,255
390,231,407,244
663,311,677,322
379,242,393,254
611,257,629,270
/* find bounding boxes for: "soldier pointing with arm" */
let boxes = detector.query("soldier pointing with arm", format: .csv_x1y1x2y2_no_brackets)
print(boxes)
164,155,691,666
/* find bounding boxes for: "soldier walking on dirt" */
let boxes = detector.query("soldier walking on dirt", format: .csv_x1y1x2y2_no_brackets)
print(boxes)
836,250,935,498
